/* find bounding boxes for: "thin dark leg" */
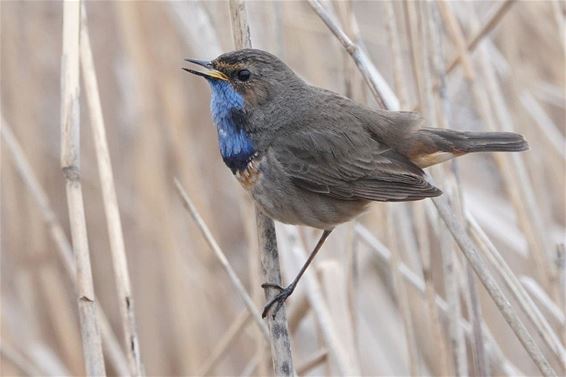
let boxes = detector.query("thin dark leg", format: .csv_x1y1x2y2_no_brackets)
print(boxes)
261,229,333,319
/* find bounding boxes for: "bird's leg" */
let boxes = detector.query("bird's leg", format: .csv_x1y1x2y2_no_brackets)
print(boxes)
261,229,333,319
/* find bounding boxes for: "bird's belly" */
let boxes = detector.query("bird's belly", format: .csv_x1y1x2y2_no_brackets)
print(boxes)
248,158,369,229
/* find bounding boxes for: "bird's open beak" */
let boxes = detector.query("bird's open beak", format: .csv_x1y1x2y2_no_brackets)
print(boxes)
183,59,229,81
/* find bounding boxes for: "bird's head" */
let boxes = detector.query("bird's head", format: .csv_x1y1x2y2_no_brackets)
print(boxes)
184,48,303,108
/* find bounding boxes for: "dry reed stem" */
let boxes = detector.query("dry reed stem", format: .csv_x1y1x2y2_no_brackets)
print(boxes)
533,82,565,109
472,89,546,274
79,5,143,375
308,0,398,110
328,5,370,360
415,0,437,123
168,1,222,57
0,342,45,377
466,63,538,268
387,3,452,373
284,228,359,375
228,1,295,375
1,121,74,276
225,2,267,369
440,218,468,377
335,0,356,100
464,263,489,377
256,214,295,376
461,271,489,376
445,0,516,74
318,260,360,372
436,0,474,80
96,308,131,376
387,207,420,376
241,200,269,377
421,3,471,374
402,0,423,110
520,278,565,326
1,121,130,376
229,0,251,54
438,195,469,376
173,179,269,341
18,328,68,375
239,353,262,377
416,205,453,375
552,0,565,36
385,0,408,108
433,196,557,377
354,223,523,375
296,348,328,375
238,183,267,373
519,92,566,160
343,226,360,367
466,213,566,362
60,2,105,375
287,293,310,334
433,6,488,370
477,39,551,286
414,2,470,373
197,309,251,376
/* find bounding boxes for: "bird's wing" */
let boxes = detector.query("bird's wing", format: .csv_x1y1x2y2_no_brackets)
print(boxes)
270,125,442,202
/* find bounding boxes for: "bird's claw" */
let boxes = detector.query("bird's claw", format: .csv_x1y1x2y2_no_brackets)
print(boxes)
261,283,294,319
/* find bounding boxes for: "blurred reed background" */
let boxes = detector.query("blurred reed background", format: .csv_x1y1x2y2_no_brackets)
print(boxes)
1,0,565,376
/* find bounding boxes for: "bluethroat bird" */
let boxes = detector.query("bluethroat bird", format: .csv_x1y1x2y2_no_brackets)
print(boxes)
183,49,528,319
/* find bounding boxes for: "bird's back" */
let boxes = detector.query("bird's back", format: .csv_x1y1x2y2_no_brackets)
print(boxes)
245,86,441,229
185,48,527,229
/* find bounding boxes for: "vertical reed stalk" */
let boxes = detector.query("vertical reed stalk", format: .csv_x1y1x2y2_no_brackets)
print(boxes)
308,0,399,110
173,179,269,340
228,1,294,375
79,4,143,375
1,121,130,376
466,213,566,362
60,1,105,375
354,223,524,375
444,0,516,74
387,206,420,376
433,196,557,377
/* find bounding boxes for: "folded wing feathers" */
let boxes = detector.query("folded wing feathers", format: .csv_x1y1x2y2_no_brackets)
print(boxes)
279,140,442,202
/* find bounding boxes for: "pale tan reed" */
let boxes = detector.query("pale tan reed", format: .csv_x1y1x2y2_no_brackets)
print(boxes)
60,2,105,375
2,2,563,376
229,1,295,376
79,4,143,375
2,121,130,376
173,179,268,340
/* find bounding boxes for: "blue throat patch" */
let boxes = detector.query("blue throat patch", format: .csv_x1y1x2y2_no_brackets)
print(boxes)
208,79,255,173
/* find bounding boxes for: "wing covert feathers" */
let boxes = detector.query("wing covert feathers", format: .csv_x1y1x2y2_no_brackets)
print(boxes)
272,127,442,202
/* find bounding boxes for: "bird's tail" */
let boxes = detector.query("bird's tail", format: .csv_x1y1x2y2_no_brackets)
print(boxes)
409,129,529,168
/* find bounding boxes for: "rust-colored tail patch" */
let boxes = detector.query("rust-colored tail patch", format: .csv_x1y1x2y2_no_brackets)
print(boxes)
405,128,528,168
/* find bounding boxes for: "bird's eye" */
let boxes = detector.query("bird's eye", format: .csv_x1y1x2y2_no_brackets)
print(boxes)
237,69,251,82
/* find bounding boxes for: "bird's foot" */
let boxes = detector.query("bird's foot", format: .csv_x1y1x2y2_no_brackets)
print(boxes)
261,282,295,319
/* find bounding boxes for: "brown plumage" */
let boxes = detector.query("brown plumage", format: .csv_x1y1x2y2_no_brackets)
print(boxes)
185,48,529,318
185,49,529,228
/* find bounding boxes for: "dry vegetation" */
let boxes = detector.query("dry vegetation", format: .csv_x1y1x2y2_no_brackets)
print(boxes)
1,1,565,376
